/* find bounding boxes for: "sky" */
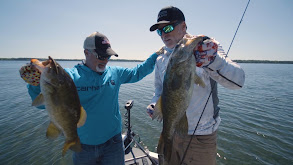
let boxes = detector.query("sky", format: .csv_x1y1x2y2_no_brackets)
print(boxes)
0,0,292,61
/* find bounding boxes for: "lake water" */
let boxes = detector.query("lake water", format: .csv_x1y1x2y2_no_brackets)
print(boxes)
0,60,292,165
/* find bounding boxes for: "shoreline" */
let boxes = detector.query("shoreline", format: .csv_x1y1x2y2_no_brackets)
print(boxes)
0,58,144,62
1,58,293,64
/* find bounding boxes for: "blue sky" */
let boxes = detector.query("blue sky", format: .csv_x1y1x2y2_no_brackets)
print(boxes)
1,0,292,61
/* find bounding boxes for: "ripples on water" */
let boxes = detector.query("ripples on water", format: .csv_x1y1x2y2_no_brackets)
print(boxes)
0,61,292,164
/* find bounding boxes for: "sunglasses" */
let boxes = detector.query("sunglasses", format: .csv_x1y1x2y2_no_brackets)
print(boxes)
157,21,182,36
88,50,111,60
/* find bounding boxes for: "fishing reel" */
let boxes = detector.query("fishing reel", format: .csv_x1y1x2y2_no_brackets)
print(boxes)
124,100,133,130
123,100,135,154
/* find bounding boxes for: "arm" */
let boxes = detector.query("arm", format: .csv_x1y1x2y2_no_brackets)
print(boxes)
147,53,166,117
150,62,163,105
204,44,245,89
194,37,245,89
118,52,158,84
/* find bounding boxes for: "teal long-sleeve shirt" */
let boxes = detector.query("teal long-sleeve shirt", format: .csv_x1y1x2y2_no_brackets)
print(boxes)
28,53,158,145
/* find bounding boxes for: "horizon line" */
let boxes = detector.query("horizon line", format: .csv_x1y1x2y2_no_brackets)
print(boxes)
1,57,293,64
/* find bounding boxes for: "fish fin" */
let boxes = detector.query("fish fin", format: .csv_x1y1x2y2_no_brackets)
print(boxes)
31,94,45,107
157,133,164,165
175,114,189,136
163,137,173,163
153,97,163,122
46,122,61,139
77,107,87,128
69,138,82,152
194,74,206,88
62,138,82,157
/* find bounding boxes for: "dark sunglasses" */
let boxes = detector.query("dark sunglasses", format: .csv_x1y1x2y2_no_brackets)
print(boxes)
96,54,111,61
157,21,182,36
89,50,111,60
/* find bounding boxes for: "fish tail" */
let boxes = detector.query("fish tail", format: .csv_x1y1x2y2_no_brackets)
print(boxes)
157,133,173,164
164,138,173,163
62,138,82,156
157,133,164,165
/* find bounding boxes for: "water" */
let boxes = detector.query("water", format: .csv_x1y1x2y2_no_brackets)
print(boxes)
0,60,292,165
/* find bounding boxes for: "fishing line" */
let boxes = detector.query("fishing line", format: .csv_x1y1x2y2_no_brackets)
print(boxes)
180,0,251,164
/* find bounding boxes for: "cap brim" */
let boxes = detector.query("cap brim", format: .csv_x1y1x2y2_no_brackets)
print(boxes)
107,48,118,57
150,20,171,31
96,47,118,57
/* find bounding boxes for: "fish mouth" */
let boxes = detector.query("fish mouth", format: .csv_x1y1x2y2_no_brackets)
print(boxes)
48,56,59,74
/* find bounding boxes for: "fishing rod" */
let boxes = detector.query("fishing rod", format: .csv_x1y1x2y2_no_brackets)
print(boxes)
180,0,251,164
226,0,251,57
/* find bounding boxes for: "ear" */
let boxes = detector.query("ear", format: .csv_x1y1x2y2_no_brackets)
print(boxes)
84,49,89,57
182,21,187,31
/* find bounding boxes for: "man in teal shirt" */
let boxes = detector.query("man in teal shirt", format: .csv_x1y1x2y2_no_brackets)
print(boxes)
25,31,159,165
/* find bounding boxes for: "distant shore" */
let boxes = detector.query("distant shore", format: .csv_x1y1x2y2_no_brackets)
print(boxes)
0,58,143,62
1,58,293,64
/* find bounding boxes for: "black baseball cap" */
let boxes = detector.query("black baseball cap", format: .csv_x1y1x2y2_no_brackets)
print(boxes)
83,32,118,57
150,6,185,32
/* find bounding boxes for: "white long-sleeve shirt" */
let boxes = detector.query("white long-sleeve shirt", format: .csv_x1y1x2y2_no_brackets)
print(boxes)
150,35,245,135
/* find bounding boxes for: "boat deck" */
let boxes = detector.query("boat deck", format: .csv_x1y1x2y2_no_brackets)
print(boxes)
125,147,158,165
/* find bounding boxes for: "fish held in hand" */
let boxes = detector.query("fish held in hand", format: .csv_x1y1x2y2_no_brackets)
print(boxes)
31,56,87,156
152,36,205,164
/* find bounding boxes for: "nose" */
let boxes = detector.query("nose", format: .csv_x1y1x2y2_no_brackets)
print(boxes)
100,58,109,62
97,55,111,61
161,31,169,40
161,31,167,37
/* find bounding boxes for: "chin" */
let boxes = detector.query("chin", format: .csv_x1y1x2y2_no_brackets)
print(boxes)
164,42,176,49
96,66,106,73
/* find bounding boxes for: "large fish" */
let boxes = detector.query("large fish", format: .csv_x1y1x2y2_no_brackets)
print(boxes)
31,56,87,156
152,36,205,164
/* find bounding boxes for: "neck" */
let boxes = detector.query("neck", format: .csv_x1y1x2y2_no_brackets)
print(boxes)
83,62,104,74
165,46,174,54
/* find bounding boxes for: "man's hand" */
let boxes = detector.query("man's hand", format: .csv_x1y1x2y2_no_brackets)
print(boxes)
146,103,155,118
194,37,218,67
19,63,41,86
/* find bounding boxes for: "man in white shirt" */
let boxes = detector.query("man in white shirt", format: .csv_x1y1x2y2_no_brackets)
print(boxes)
147,6,245,165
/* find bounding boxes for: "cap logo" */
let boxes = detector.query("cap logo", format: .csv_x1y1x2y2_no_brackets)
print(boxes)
102,39,110,45
158,10,168,20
